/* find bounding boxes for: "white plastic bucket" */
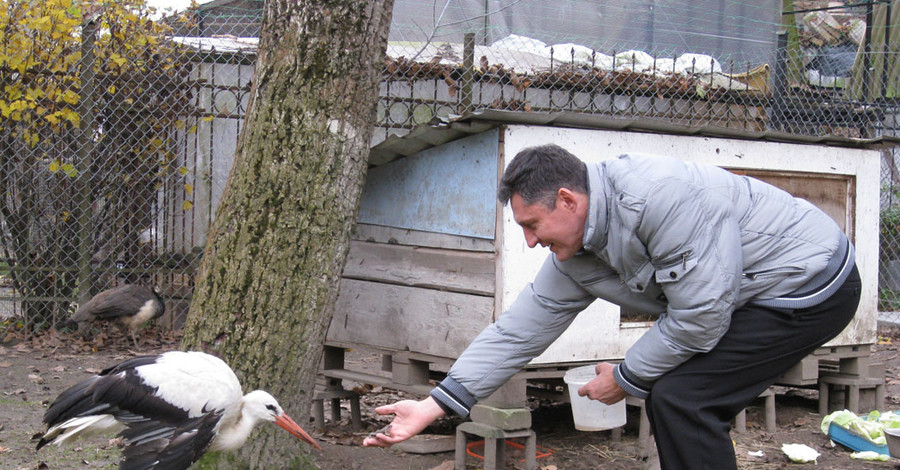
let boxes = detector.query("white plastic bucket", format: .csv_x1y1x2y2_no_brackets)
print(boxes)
563,365,627,431
885,427,900,458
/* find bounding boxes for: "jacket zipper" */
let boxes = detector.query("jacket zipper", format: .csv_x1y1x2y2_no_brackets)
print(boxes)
654,250,693,270
742,266,804,280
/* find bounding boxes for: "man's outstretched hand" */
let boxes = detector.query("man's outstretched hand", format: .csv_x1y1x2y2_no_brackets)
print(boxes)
362,396,446,447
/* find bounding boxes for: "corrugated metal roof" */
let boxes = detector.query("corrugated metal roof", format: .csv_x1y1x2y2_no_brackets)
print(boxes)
369,109,900,167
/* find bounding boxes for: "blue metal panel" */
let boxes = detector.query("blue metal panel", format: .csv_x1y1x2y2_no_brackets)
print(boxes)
358,129,499,240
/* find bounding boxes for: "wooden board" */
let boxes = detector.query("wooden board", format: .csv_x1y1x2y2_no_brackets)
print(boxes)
328,279,493,359
352,223,495,252
319,368,434,395
342,239,495,296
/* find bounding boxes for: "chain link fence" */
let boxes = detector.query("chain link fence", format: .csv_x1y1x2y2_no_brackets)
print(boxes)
0,2,214,330
2,0,900,333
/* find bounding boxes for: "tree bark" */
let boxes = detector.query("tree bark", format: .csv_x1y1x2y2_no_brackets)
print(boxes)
181,1,393,467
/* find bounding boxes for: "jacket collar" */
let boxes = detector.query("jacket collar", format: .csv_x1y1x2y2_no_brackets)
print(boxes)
582,162,609,253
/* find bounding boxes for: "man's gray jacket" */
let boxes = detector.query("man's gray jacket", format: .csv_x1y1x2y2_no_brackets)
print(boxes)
431,153,855,416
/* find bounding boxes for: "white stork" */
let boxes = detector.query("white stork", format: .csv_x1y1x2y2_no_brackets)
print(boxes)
37,351,321,469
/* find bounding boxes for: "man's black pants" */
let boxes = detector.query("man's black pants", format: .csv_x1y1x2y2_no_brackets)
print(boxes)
645,265,861,470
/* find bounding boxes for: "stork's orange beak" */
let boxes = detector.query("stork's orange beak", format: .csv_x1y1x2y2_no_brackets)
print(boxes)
276,413,322,450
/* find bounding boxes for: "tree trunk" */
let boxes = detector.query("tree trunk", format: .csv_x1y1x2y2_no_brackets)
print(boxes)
181,1,393,468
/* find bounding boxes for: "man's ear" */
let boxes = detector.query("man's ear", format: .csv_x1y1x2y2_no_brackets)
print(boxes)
557,188,579,212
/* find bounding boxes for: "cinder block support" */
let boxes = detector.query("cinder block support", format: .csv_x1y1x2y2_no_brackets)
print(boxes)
734,409,746,433
482,376,528,409
764,390,776,433
626,396,653,458
454,421,536,470
779,356,820,384
391,355,430,386
455,405,536,470
394,434,456,454
311,389,362,430
470,404,531,430
610,426,623,440
819,373,886,414
455,428,467,469
734,388,776,433
349,394,361,429
322,345,345,371
818,380,830,416
312,399,326,431
839,356,871,377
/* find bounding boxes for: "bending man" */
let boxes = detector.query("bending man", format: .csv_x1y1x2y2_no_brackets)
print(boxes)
364,144,860,470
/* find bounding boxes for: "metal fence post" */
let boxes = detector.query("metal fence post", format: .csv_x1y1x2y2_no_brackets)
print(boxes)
461,32,475,115
772,31,788,132
75,18,97,304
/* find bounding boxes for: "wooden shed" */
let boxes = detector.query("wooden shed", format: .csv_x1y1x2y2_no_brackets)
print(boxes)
320,110,894,405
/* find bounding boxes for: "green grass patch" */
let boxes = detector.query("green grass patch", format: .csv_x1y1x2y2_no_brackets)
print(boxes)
0,396,31,407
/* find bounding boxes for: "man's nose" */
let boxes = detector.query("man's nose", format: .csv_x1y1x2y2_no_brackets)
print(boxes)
523,230,538,248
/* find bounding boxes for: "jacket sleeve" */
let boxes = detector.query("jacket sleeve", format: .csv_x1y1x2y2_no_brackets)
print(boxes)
431,255,595,417
613,178,742,399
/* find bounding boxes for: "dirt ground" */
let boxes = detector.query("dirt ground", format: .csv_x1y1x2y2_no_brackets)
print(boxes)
3,325,900,470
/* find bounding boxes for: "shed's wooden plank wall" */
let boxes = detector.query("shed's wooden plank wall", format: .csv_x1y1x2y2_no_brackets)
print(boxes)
342,240,494,296
327,224,497,359
328,279,493,358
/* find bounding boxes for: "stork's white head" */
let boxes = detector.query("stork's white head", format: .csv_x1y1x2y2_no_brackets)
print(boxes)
242,390,321,450
243,390,285,422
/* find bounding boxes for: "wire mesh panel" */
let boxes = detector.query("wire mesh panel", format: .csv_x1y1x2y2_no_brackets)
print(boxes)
880,114,900,319
378,0,900,139
0,2,243,331
1,0,900,335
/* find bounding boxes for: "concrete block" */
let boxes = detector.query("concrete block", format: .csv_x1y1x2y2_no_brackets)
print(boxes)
470,404,531,430
482,376,527,408
393,434,456,454
391,356,430,385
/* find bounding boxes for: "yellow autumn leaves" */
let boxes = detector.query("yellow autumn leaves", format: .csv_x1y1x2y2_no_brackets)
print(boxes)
1,0,198,210
0,0,181,138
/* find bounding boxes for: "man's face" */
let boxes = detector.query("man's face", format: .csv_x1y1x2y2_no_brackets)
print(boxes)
510,190,586,261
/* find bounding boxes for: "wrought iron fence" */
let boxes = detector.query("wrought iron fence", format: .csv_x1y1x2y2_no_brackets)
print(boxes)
2,0,900,334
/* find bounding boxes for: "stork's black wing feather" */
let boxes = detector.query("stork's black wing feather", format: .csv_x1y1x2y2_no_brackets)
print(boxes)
41,375,103,427
37,375,106,449
38,356,165,449
91,357,191,424
41,355,188,433
119,411,221,470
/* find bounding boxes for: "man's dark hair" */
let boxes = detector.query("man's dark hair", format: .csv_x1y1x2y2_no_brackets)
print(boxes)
498,144,588,208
